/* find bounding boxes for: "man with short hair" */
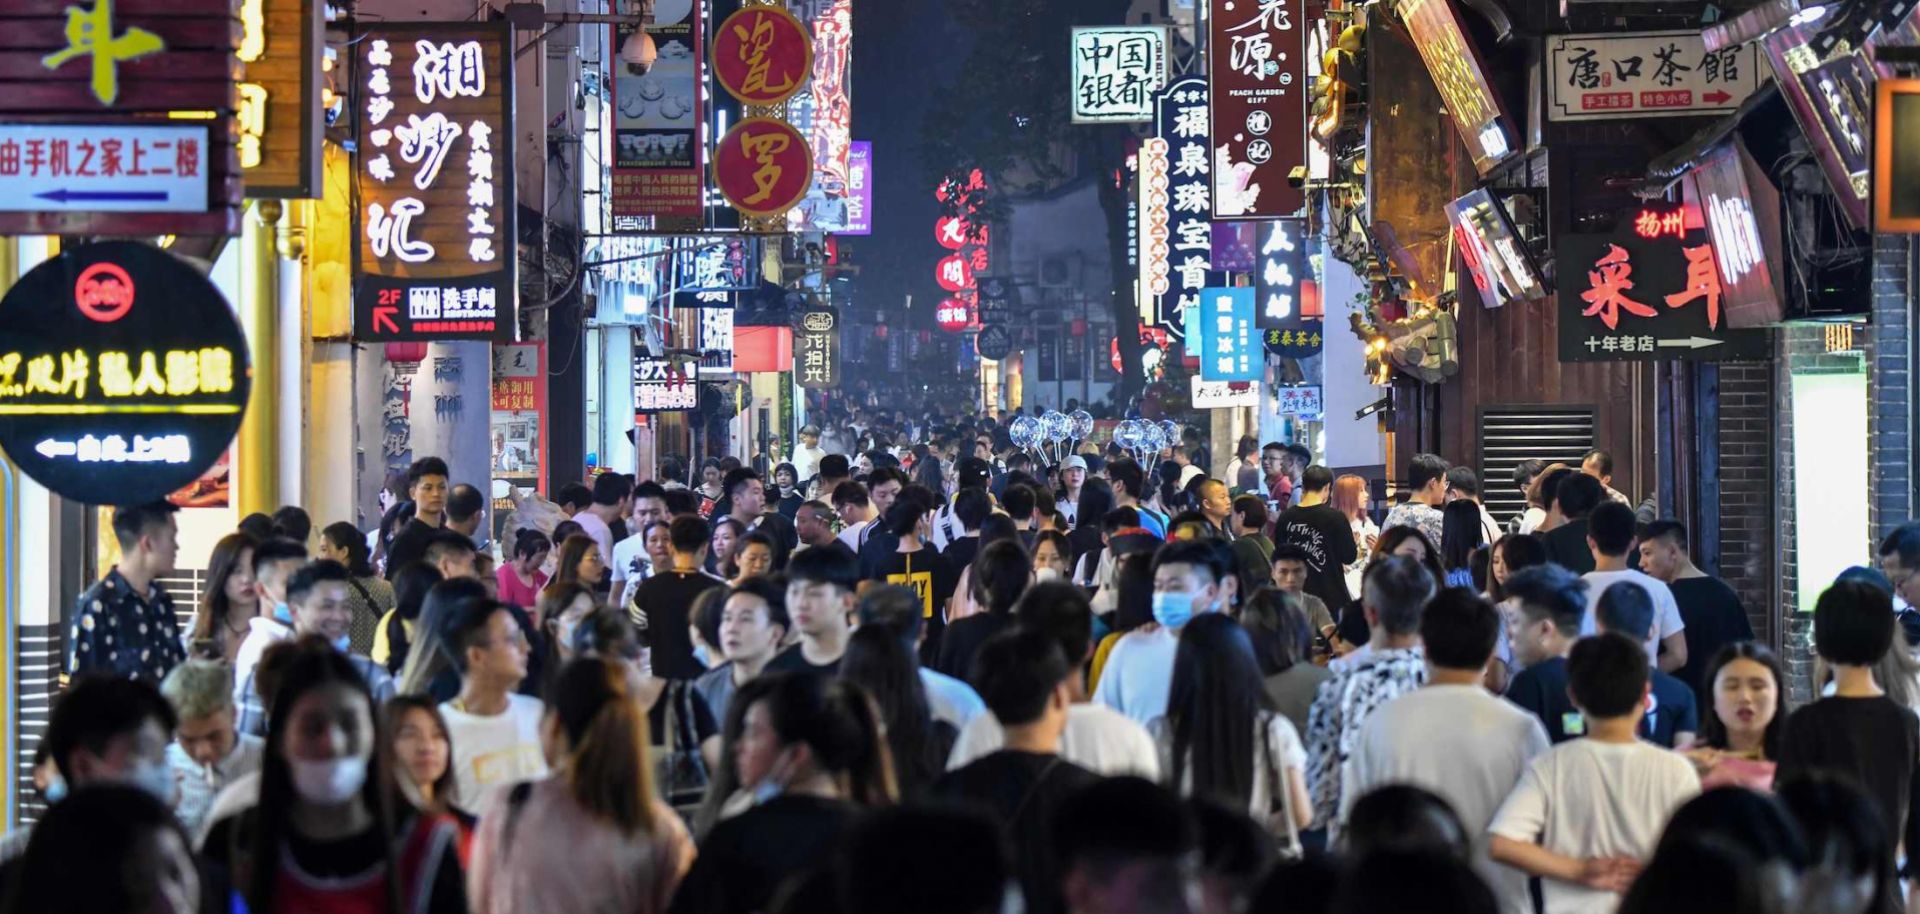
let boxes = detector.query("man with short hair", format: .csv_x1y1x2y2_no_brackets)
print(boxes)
1196,479,1234,539
765,545,860,675
441,599,548,813
424,529,480,581
794,499,854,558
933,458,994,550
1304,554,1435,836
1503,565,1589,743
1510,459,1548,535
1579,502,1686,673
161,659,264,835
1593,581,1697,748
1638,519,1753,703
231,536,309,719
632,515,726,680
1540,473,1606,574
444,483,486,545
1445,467,1502,545
555,481,593,515
1275,466,1358,613
68,501,186,685
384,456,451,579
1346,589,1549,914
1094,540,1232,726
723,467,766,531
1002,483,1040,547
791,424,826,482
1270,544,1337,636
1382,453,1449,546
1056,777,1200,914
1259,441,1292,512
573,472,632,565
833,480,880,554
936,628,1101,914
234,560,395,736
940,487,993,573
1107,459,1167,538
1877,520,1920,613
692,576,789,734
858,584,986,730
809,453,852,503
610,480,671,610
0,675,179,864
1490,633,1700,914
1580,448,1631,505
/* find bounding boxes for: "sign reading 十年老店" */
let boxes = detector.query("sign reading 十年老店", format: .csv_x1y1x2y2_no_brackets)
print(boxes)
236,0,323,197
352,22,517,343
1071,26,1170,123
0,241,252,506
1545,32,1764,122
0,0,242,235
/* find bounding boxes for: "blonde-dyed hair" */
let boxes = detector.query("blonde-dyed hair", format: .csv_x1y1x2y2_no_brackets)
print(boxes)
160,659,235,721
1331,475,1369,518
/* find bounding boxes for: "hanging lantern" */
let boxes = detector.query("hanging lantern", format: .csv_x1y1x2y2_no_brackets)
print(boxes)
935,253,975,292
936,296,974,332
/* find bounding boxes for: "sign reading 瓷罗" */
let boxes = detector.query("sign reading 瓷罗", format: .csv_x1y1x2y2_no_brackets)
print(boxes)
352,22,516,343
633,356,698,413
1546,32,1763,122
1071,26,1170,123
1197,287,1260,381
1207,0,1306,218
0,0,242,236
715,116,813,221
714,5,814,106
0,241,251,506
1396,0,1516,175
237,0,323,197
796,309,840,389
612,0,702,229
1154,76,1212,340
1556,203,1771,363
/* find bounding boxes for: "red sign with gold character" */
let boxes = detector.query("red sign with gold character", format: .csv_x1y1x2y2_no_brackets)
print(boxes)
714,116,812,217
713,5,813,106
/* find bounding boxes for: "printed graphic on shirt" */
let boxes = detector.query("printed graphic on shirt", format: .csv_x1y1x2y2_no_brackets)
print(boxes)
470,743,546,787
891,568,936,618
1283,521,1330,572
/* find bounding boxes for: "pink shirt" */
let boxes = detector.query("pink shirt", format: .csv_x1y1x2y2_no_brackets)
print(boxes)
496,564,548,611
468,776,694,914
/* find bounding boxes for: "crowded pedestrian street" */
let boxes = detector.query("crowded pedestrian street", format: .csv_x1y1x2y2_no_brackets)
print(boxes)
0,0,1915,912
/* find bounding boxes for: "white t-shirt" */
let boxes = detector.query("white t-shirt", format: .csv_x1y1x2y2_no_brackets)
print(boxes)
1151,712,1307,824
1579,569,1685,664
837,519,875,552
440,694,550,814
571,510,614,565
1347,685,1550,914
920,667,987,730
1092,627,1179,727
947,703,1161,779
1489,739,1700,914
609,532,652,610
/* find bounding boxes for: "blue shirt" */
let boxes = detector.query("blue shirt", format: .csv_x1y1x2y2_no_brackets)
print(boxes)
67,569,186,685
1641,669,1699,748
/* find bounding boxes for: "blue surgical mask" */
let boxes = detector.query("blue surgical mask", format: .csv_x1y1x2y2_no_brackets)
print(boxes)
330,634,351,654
693,644,713,668
272,602,293,625
43,774,66,804
1152,592,1195,630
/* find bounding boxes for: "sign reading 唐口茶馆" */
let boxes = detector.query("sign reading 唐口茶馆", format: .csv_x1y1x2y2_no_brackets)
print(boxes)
352,22,517,343
0,241,251,506
1545,32,1763,122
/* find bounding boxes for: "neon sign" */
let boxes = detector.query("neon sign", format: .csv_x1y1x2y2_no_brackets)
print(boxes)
1633,208,1687,239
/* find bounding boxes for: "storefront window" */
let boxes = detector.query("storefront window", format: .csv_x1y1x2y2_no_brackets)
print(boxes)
1790,357,1868,613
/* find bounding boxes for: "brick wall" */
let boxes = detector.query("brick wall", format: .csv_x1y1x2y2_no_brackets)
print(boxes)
1777,325,1836,705
1870,233,1915,542
1714,362,1774,647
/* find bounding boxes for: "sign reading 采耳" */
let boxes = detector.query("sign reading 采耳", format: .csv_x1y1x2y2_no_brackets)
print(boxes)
1556,204,1771,362
1197,287,1260,381
1546,32,1764,122
1153,75,1213,340
0,125,210,212
352,22,516,343
1071,26,1171,123
1207,0,1306,218
0,241,251,506
633,356,698,413
796,309,841,389
1396,0,1516,175
612,0,702,229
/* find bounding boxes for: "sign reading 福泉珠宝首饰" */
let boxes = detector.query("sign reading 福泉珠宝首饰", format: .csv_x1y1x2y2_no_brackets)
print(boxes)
1207,0,1306,218
1556,204,1772,363
0,241,251,506
0,0,242,235
352,22,517,343
1071,26,1170,123
1151,75,1212,340
236,0,322,197
1545,32,1763,122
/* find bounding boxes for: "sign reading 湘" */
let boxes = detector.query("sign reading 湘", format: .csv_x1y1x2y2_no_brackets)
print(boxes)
352,22,517,343
1071,26,1170,123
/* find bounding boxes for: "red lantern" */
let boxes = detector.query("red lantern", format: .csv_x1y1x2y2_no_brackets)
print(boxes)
935,216,970,250
935,253,975,292
936,296,974,332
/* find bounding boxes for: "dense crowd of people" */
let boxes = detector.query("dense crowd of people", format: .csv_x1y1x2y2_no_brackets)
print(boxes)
24,406,1920,914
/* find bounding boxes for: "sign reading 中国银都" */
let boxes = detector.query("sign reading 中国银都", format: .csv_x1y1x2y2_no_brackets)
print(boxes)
0,241,251,506
1071,26,1170,123
352,22,517,343
236,0,322,197
1546,32,1763,122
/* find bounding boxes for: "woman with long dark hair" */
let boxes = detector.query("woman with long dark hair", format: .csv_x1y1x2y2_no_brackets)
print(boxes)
840,625,955,798
935,540,1032,682
1090,553,1157,691
190,531,260,665
1337,527,1446,652
668,673,895,914
1685,642,1788,791
203,637,467,914
709,517,747,579
1485,534,1548,684
375,562,443,675
1156,614,1312,845
1439,500,1485,589
320,521,397,657
381,695,474,863
544,534,607,603
468,657,694,913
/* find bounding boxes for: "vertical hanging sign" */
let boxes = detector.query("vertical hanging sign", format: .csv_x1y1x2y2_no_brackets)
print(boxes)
237,0,323,198
352,22,516,342
1153,75,1211,342
1197,286,1260,381
796,309,841,388
1208,0,1307,218
612,0,703,229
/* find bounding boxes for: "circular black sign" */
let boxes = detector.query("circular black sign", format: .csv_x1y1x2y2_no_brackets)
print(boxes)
976,324,1013,362
0,242,250,506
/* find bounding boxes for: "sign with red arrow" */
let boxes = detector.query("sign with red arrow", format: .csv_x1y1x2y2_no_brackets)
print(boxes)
1546,31,1764,122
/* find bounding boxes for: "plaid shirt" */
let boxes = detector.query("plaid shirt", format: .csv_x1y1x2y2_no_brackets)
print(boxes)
67,569,186,686
234,635,395,737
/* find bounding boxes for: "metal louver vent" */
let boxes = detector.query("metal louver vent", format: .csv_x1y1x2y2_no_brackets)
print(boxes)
1477,406,1598,527
155,570,208,636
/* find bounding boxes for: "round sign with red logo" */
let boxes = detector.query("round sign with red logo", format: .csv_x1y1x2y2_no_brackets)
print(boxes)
0,241,251,505
712,5,814,106
714,117,814,218
936,296,975,332
935,253,975,293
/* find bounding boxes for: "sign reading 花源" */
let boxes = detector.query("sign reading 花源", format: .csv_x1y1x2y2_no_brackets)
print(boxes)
237,0,323,197
1556,204,1770,362
1207,0,1307,218
1154,75,1212,341
612,0,702,229
1071,26,1170,123
1546,32,1763,122
351,22,516,343
1198,287,1260,381
0,241,251,506
796,309,840,389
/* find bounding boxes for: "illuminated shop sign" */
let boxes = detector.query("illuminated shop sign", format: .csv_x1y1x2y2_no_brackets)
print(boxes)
1071,26,1171,123
237,0,323,196
1685,136,1784,327
715,116,813,220
796,309,840,389
612,0,702,228
633,356,698,412
1153,75,1212,340
1197,286,1259,381
1761,9,1872,227
1556,204,1771,362
1545,31,1763,122
844,141,873,234
1876,78,1920,232
1396,0,1515,174
0,241,250,505
1444,189,1545,308
352,22,516,342
788,0,853,232
699,308,736,374
1207,0,1307,217
1137,136,1172,331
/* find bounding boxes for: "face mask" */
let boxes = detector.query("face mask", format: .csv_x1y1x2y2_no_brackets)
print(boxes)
1152,592,1196,630
693,644,713,668
1034,567,1065,584
290,756,369,805
272,602,293,625
330,634,351,654
43,773,66,804
128,758,176,805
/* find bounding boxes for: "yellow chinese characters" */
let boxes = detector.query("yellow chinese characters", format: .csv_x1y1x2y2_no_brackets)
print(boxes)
0,348,233,401
40,0,167,107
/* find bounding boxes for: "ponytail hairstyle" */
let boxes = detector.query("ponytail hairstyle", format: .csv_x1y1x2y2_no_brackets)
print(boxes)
549,656,658,836
757,673,899,807
322,522,376,578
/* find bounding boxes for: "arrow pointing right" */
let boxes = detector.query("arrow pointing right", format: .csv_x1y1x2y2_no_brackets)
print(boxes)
373,305,401,334
1703,90,1732,104
1656,336,1726,350
35,439,76,459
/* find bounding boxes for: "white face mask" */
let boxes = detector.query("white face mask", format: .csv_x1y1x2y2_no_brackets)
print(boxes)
1034,567,1065,583
290,756,368,805
128,758,176,805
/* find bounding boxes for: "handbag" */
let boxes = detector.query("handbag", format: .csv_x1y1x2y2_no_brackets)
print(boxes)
1259,714,1304,860
653,681,710,810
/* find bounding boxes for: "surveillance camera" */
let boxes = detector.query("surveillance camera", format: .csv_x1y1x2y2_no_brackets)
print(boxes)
621,29,658,74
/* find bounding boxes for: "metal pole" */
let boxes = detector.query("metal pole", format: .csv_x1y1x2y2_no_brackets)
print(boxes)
237,201,282,515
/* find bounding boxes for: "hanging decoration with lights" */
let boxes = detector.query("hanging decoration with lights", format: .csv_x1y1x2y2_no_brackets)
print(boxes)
1347,288,1460,385
932,169,990,332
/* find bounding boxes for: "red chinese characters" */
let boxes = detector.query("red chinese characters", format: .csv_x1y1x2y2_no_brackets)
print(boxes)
712,6,813,106
1580,244,1657,330
1665,244,1723,330
714,117,812,218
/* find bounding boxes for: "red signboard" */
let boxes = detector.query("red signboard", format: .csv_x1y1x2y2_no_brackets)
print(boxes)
714,117,811,218
712,5,813,106
935,253,975,292
936,296,974,332
1207,0,1307,219
611,0,702,227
